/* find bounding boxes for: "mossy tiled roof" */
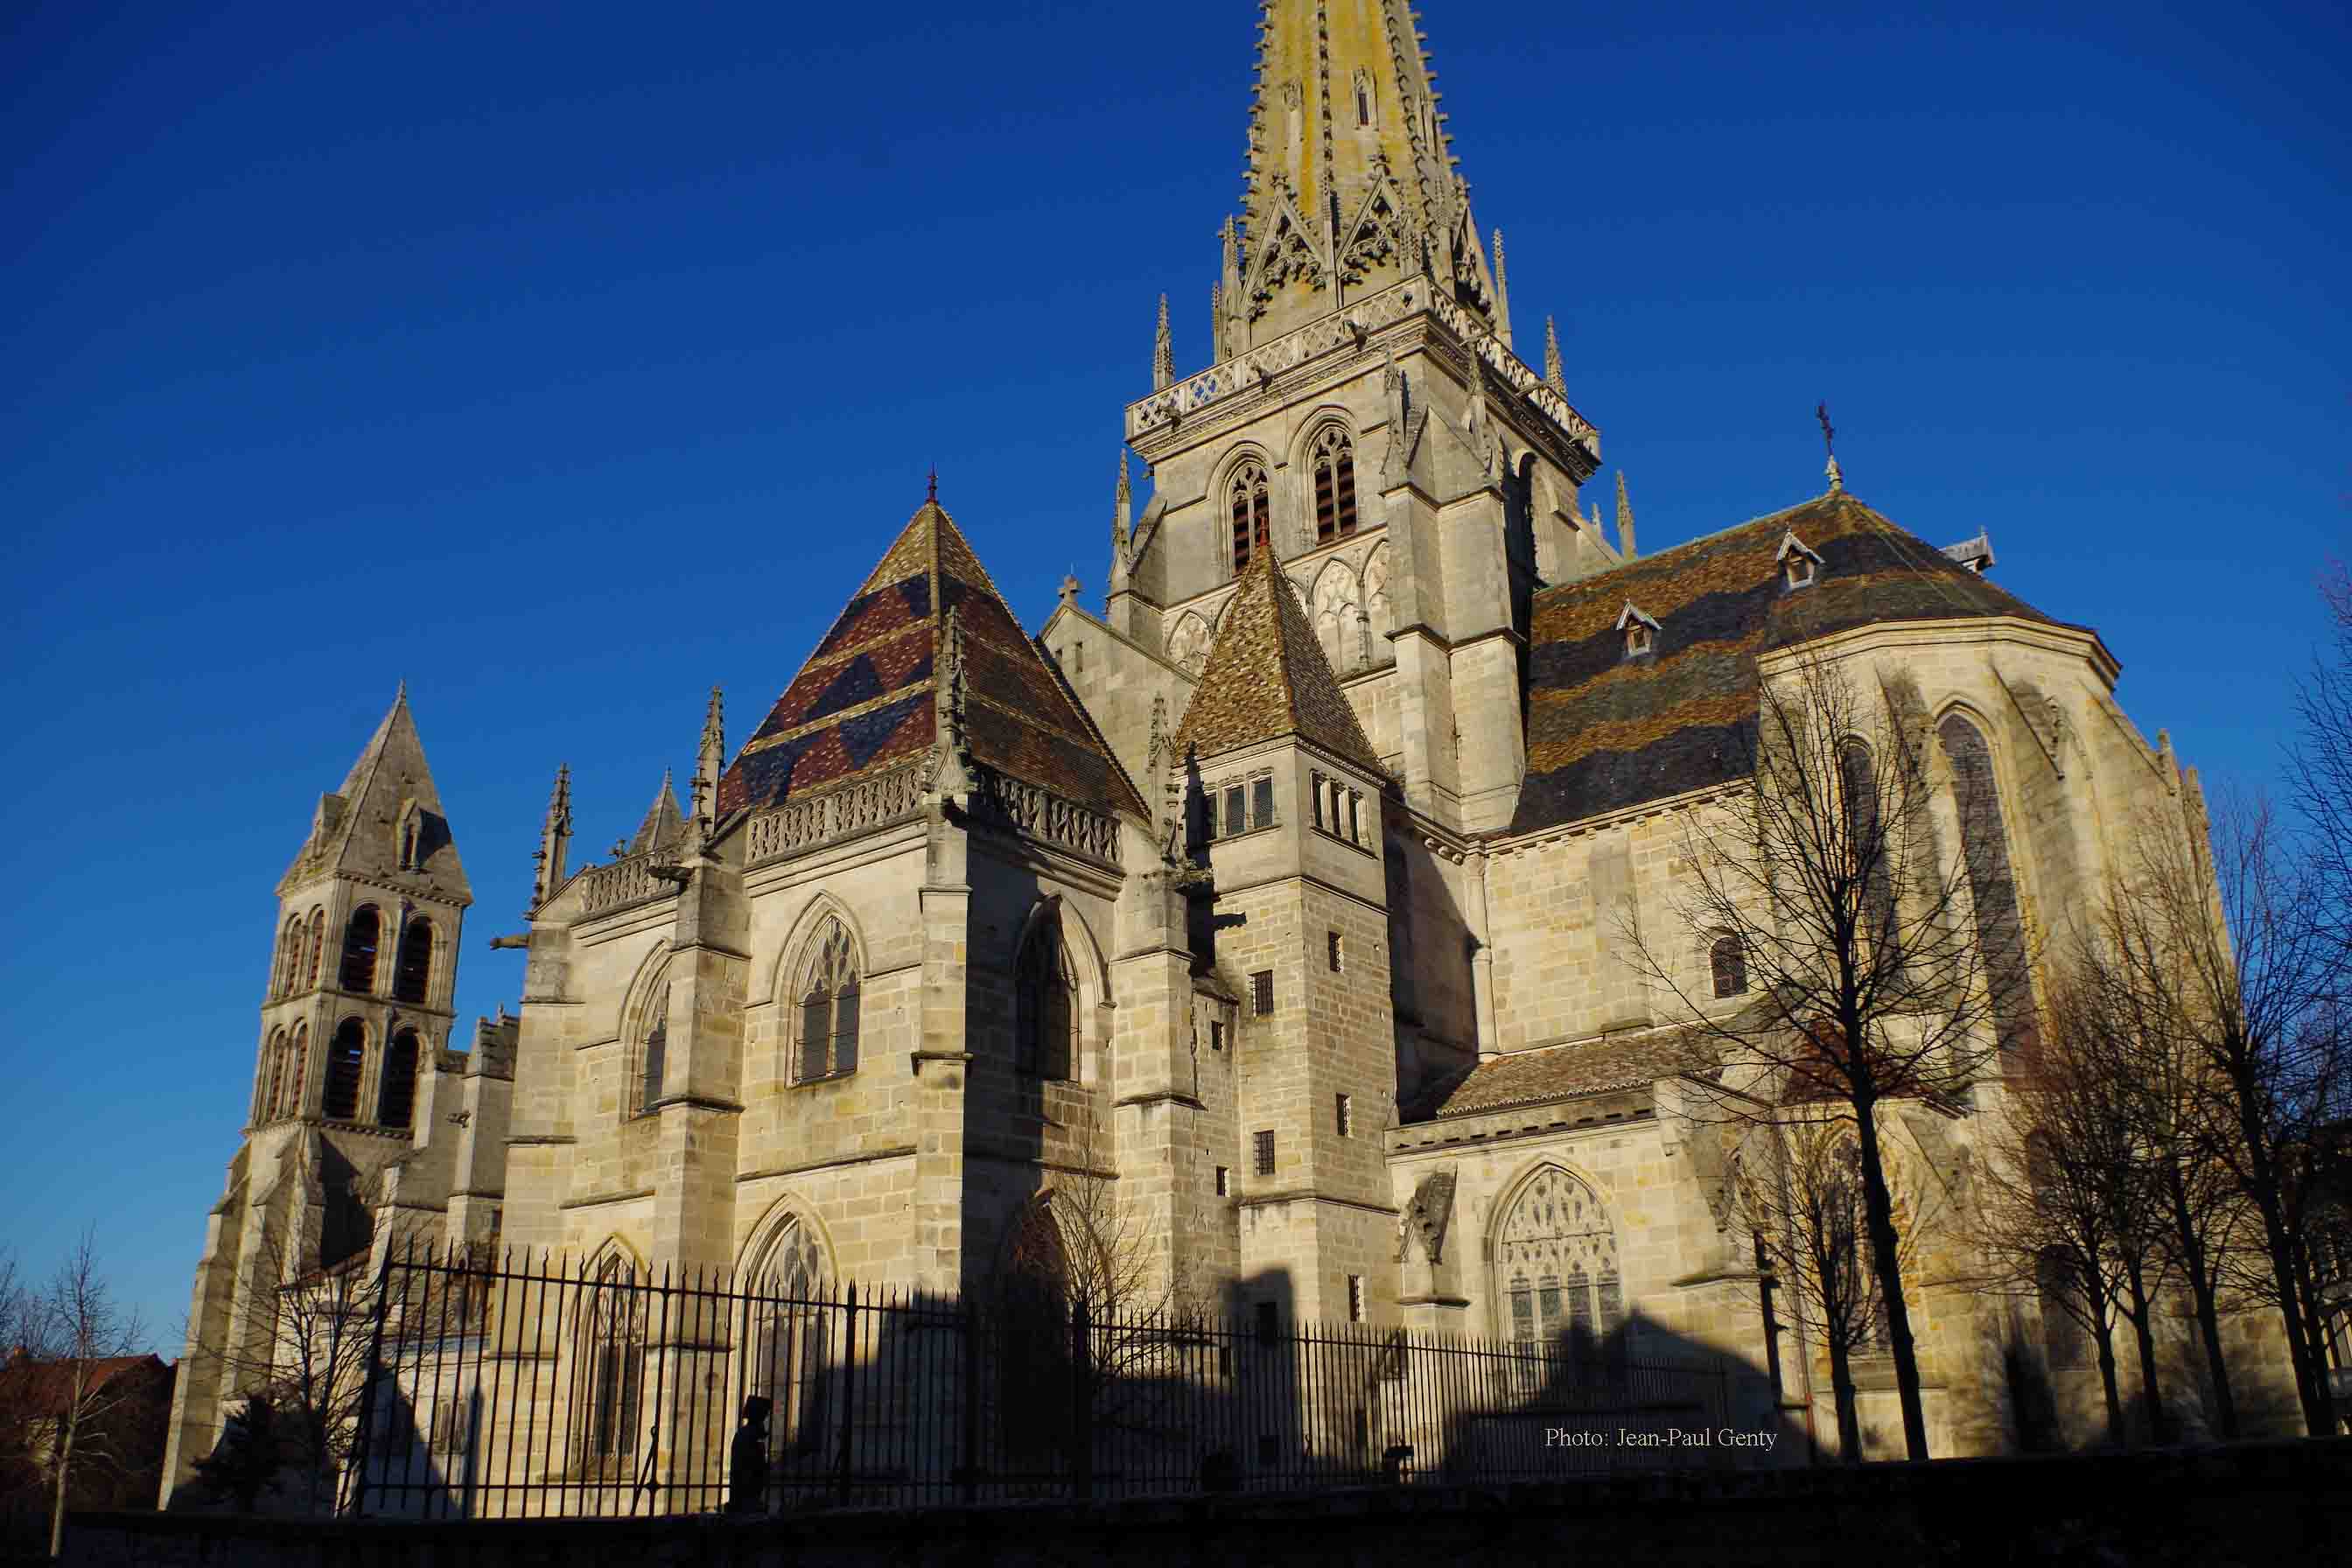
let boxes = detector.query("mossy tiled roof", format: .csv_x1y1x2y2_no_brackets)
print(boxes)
719,500,1148,822
1512,490,2056,833
1172,544,1382,772
1408,1027,1718,1121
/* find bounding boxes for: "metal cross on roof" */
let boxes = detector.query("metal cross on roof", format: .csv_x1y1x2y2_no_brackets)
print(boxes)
1816,402,1836,458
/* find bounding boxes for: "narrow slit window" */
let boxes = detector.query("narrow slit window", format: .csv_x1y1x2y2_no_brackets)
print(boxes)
1348,1275,1366,1322
1335,1093,1352,1137
1215,1166,1230,1197
1327,931,1343,972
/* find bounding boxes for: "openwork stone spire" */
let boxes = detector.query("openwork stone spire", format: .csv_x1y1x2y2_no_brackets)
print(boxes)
1228,0,1496,346
532,763,572,911
1616,472,1638,561
1152,295,1174,390
1545,316,1564,394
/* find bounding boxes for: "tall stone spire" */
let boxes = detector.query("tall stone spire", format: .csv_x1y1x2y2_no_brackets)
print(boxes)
1112,449,1132,555
1544,316,1564,393
693,686,724,838
1615,472,1638,561
1152,295,1174,390
1230,0,1497,347
1491,228,1513,350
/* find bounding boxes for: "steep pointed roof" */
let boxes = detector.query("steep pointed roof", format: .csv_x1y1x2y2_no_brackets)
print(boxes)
1235,0,1490,340
280,688,472,903
719,499,1150,822
629,773,684,855
1172,545,1382,773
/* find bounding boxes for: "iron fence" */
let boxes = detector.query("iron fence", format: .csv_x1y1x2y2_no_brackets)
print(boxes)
343,1243,1744,1519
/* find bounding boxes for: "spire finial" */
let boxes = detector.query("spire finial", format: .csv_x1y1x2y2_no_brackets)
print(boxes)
1544,316,1564,394
531,762,574,913
1615,472,1637,561
1113,449,1133,555
926,467,939,505
1491,228,1513,348
1153,294,1175,390
1816,402,1843,492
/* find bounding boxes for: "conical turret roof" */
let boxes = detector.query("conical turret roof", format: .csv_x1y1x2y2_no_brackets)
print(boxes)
1172,545,1382,773
720,498,1149,822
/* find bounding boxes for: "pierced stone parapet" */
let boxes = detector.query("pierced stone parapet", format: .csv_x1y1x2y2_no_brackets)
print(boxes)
1124,275,1600,471
743,758,928,868
972,765,1123,867
578,852,669,919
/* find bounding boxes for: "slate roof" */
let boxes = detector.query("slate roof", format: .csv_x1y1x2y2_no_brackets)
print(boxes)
628,774,685,855
1408,1026,1718,1122
1512,490,2061,833
278,688,470,902
1172,543,1383,772
718,500,1149,822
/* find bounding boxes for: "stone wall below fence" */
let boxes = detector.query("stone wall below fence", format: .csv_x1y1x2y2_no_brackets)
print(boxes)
66,1440,2352,1568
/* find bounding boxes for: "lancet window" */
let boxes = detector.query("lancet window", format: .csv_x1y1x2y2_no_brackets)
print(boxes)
795,920,862,1084
1312,427,1358,542
1229,460,1270,576
1015,914,1076,1081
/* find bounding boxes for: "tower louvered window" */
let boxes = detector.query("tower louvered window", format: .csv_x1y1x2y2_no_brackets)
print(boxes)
393,919,432,1004
1312,427,1358,542
1229,460,1270,575
339,906,382,993
324,1019,366,1122
284,1024,307,1118
305,910,326,990
378,1028,420,1130
795,920,861,1083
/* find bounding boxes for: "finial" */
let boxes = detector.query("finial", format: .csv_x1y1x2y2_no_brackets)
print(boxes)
396,678,408,702
1816,402,1842,492
1112,450,1132,555
1544,317,1564,394
1059,572,1082,609
1615,473,1637,561
1153,294,1175,391
1490,228,1512,347
926,468,939,505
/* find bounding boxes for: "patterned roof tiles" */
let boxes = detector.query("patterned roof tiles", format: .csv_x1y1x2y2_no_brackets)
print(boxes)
1171,544,1382,772
1512,490,2059,832
718,500,1148,823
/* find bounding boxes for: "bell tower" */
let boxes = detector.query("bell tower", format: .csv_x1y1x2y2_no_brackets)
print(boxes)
1109,0,1616,836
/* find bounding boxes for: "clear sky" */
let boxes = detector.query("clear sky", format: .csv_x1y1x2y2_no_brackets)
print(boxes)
4,0,2345,1350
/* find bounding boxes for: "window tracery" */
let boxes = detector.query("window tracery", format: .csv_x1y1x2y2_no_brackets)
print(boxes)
1229,460,1270,575
1494,1167,1626,1368
1312,427,1358,542
639,984,669,1115
795,919,861,1083
1015,912,1076,1081
578,1252,644,1462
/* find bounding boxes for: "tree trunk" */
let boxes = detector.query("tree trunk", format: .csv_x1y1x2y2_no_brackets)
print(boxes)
47,1404,76,1560
1852,1094,1930,1460
2121,1260,2168,1446
2090,1312,2124,1449
2232,1055,2335,1435
1827,1340,1861,1463
2164,1177,2236,1438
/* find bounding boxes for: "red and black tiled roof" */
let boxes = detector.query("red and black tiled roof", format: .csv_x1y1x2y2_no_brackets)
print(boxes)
1512,490,2058,833
718,500,1149,823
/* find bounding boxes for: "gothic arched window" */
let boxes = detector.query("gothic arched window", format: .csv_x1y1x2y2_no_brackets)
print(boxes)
1015,914,1076,1081
1312,427,1358,542
261,1030,286,1121
1494,1166,1626,1376
339,906,382,994
284,1024,308,1118
305,909,326,990
273,921,300,998
393,919,432,1005
639,984,669,1116
324,1018,366,1122
795,920,862,1084
1838,740,1900,965
378,1027,420,1130
747,1216,832,1461
1938,715,2035,1060
1228,460,1270,576
578,1253,644,1463
1711,934,1748,998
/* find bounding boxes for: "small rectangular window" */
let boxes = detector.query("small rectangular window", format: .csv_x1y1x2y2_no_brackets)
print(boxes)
1254,1129,1276,1176
1251,970,1274,1015
1348,1275,1366,1323
1251,777,1274,829
1348,790,1362,844
1223,786,1246,836
1311,772,1326,829
1335,1093,1352,1137
1215,1166,1230,1197
1210,1019,1226,1053
1327,931,1343,972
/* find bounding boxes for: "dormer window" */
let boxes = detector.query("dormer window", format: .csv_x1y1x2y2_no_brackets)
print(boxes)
1778,531,1824,591
1616,602,1660,660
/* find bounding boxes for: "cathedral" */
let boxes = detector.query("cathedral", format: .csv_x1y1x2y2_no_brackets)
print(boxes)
163,0,2295,1502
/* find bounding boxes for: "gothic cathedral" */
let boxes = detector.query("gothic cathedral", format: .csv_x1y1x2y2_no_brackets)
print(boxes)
163,0,2295,1499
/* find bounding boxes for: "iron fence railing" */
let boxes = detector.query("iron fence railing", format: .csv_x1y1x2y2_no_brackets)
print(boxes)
342,1243,1742,1519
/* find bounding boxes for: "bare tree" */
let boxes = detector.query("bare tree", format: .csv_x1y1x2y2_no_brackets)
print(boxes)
2102,796,2342,1435
1733,1118,1927,1460
36,1231,150,1558
2291,563,2352,962
1972,966,2180,1446
189,1227,387,1513
1631,649,2026,1460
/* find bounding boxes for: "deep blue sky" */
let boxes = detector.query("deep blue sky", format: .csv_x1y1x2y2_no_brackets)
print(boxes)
4,0,2345,1348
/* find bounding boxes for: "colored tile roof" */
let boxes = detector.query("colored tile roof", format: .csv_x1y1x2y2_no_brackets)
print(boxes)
1512,490,2058,833
1172,543,1383,772
719,500,1149,823
1409,1027,1718,1122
